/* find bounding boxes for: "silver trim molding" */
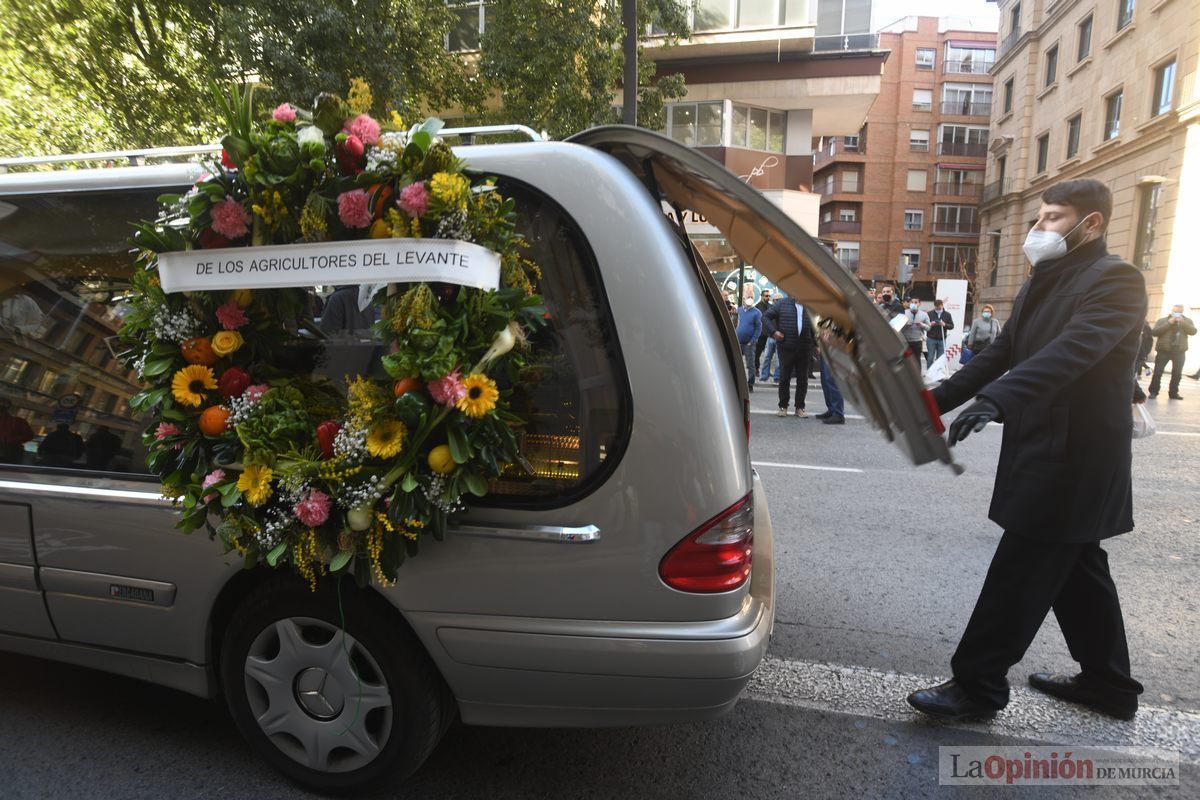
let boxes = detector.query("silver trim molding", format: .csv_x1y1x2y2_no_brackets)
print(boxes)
453,523,601,543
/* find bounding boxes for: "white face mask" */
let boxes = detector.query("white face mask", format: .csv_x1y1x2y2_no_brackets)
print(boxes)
1022,215,1095,266
743,298,754,307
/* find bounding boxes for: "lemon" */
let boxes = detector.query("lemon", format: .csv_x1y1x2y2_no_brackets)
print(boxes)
427,444,456,474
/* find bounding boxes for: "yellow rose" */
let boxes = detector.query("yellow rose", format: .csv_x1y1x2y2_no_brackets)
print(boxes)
230,289,253,309
211,330,244,357
369,218,391,239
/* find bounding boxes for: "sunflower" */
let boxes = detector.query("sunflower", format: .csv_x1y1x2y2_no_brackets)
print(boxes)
171,364,218,407
456,373,499,418
237,464,274,507
366,420,407,459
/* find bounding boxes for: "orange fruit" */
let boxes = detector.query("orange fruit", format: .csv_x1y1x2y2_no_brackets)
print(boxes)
181,337,219,365
198,405,231,436
393,377,424,397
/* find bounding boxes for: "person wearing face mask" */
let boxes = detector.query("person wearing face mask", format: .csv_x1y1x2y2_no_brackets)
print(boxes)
1146,305,1196,400
926,299,954,368
901,297,930,367
735,292,764,392
876,286,902,319
965,305,1001,355
908,179,1148,723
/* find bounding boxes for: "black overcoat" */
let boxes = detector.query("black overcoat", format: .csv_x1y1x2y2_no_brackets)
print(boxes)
933,239,1147,542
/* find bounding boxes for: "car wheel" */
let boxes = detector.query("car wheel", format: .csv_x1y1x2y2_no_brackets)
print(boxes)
220,578,449,795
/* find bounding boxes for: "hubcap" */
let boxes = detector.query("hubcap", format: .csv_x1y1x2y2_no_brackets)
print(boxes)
243,616,394,773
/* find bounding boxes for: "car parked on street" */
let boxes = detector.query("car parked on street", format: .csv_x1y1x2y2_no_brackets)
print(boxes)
0,127,954,793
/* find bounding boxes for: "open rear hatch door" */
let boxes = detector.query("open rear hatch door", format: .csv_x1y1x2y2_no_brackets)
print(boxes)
568,126,959,472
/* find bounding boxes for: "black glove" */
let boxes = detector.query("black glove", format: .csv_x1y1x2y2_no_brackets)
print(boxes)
947,397,1001,447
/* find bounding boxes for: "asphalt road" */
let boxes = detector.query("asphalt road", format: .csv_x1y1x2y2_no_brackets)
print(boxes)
2,374,1197,798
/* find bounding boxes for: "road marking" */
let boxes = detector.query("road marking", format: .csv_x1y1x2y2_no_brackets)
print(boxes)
752,461,864,473
1156,431,1200,437
747,655,1200,763
750,409,865,420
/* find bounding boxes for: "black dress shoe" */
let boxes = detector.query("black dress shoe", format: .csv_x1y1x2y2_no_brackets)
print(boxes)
1169,394,1183,400
907,679,999,720
815,411,831,420
822,416,845,425
1028,673,1137,720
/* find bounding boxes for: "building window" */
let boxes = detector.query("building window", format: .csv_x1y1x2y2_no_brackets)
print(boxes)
1044,45,1059,87
693,1,814,33
916,48,935,69
447,1,487,52
839,208,857,222
907,169,928,192
726,103,786,151
768,110,786,151
997,155,1007,186
1133,183,1162,269
1104,90,1123,140
842,170,860,192
842,134,860,151
937,124,989,157
1077,15,1093,61
1117,0,1135,31
835,241,860,270
930,244,977,274
1003,78,1014,113
823,209,833,223
990,231,1001,287
666,102,724,147
1010,3,1021,36
1152,60,1176,117
909,130,930,151
936,167,983,195
904,210,924,231
933,205,979,235
1036,133,1050,173
941,83,993,116
901,249,921,273
1066,114,1082,159
912,89,933,111
943,44,995,74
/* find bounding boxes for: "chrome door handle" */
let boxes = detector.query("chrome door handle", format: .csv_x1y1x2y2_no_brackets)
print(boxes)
453,523,600,543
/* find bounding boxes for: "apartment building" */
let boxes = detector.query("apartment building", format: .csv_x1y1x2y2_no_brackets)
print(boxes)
978,0,1199,354
812,16,998,295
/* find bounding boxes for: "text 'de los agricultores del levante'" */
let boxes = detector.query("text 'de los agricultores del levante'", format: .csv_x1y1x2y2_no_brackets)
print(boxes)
156,238,501,294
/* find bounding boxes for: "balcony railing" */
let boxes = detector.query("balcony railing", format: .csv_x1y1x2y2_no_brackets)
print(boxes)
819,220,863,235
813,33,880,53
937,141,988,157
931,221,981,235
940,100,992,116
944,59,995,75
981,178,1014,204
818,181,863,196
999,28,1020,58
814,138,867,165
934,182,983,197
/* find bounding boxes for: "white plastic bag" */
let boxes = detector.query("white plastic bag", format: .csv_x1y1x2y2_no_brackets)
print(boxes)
1132,403,1157,439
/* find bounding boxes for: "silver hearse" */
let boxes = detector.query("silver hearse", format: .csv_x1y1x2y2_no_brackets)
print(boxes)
0,127,954,793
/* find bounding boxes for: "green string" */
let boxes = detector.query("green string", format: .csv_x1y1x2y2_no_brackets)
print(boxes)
333,572,364,737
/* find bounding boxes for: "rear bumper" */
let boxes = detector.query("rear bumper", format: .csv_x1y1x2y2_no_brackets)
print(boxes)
405,471,775,728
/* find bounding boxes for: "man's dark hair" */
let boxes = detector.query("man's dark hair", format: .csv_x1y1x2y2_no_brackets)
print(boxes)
1042,179,1113,230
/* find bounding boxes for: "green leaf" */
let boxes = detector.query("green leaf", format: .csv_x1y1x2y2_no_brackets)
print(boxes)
400,473,418,492
220,489,242,508
463,471,487,496
142,356,176,378
447,424,470,464
265,541,287,567
410,129,432,152
329,549,354,572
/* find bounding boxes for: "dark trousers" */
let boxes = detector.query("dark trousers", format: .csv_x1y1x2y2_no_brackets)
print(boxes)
777,345,811,411
1148,349,1185,396
819,357,844,418
906,340,923,367
754,335,767,372
951,530,1143,709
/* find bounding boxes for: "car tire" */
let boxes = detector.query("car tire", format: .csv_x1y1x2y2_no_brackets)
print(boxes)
219,577,449,795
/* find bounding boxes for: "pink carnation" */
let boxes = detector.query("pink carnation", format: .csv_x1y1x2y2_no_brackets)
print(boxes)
215,299,249,330
428,368,467,407
344,114,381,146
202,469,225,504
210,196,249,240
155,422,181,440
244,384,269,403
337,189,374,229
294,489,332,527
398,182,429,218
272,103,297,123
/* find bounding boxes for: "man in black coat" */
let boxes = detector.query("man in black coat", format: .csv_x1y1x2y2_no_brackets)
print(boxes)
762,297,816,417
908,179,1147,721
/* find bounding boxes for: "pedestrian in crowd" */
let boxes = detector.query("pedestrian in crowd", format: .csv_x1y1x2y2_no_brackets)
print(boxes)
0,399,33,464
754,289,773,374
40,422,84,468
763,294,816,417
1136,320,1154,377
876,285,902,319
319,285,375,336
965,304,1000,355
759,296,782,384
736,294,763,393
901,297,930,367
1147,304,1196,400
84,425,122,471
908,178,1147,722
815,353,845,425
926,299,954,368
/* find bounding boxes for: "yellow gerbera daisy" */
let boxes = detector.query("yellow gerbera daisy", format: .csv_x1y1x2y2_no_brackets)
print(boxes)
456,373,499,418
237,464,274,507
366,420,407,459
171,364,217,407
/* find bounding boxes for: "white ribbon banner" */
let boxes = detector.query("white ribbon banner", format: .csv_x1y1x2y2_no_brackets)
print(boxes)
156,238,501,294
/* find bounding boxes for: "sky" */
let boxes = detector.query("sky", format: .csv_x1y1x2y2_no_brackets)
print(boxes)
872,0,1000,32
